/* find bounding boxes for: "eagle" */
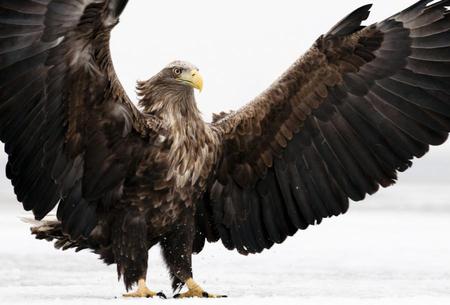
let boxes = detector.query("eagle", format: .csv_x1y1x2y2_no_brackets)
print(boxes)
1,0,449,298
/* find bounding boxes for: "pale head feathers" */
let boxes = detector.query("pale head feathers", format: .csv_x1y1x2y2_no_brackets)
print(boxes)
165,60,198,71
136,60,198,113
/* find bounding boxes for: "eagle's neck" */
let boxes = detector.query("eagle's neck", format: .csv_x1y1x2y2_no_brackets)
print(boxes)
140,85,205,133
139,86,219,189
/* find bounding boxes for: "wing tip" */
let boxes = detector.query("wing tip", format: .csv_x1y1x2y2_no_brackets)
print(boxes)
109,0,129,18
326,3,373,37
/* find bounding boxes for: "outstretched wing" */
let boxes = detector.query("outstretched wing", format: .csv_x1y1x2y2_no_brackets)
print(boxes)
195,0,450,254
0,0,158,238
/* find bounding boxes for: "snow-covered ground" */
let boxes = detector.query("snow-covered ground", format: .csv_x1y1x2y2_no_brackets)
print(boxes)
0,185,450,305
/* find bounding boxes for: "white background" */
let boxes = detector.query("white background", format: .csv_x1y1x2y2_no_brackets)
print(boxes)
1,1,449,304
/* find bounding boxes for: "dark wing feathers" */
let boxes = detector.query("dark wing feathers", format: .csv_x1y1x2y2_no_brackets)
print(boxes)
0,0,151,239
197,0,450,255
326,4,372,37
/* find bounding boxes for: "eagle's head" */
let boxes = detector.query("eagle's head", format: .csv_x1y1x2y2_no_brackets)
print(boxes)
137,60,203,114
161,61,203,92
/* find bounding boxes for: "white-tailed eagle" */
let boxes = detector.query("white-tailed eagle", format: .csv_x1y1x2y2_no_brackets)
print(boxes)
0,0,449,298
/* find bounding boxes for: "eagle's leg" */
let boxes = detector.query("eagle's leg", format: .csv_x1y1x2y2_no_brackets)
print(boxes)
113,211,166,298
161,224,227,298
123,278,166,298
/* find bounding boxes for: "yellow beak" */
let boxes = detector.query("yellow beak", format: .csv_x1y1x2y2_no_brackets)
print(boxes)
181,69,203,92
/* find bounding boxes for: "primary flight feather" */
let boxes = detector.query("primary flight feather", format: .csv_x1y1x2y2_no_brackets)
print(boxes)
0,0,449,298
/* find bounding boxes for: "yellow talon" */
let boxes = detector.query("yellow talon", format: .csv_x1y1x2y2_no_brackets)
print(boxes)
174,278,227,299
122,279,166,298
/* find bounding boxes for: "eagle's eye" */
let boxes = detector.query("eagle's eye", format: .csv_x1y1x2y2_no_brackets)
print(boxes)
173,68,182,76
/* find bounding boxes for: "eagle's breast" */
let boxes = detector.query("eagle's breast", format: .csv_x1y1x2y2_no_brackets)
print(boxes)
164,113,220,191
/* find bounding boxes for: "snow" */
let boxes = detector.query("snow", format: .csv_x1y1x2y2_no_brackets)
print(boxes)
1,185,450,305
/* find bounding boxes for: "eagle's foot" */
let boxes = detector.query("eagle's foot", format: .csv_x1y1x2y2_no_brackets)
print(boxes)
123,279,166,299
173,278,227,299
174,290,226,299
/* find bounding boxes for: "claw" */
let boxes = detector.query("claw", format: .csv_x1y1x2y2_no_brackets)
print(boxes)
174,290,227,298
174,278,227,298
202,292,227,298
156,292,167,299
122,278,165,298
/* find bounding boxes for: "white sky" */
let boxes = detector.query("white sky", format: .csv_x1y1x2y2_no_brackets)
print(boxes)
0,0,449,202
